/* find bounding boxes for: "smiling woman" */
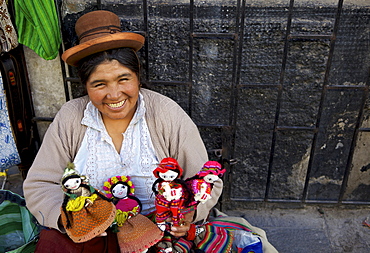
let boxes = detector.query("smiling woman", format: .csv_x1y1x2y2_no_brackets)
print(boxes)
22,9,277,253
22,10,216,253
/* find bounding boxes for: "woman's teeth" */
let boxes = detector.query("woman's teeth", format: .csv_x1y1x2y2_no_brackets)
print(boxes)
107,100,125,108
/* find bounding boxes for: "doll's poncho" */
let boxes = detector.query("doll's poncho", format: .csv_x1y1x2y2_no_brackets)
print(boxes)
60,194,116,243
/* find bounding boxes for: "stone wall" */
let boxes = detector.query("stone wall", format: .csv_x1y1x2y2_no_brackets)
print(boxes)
25,0,370,204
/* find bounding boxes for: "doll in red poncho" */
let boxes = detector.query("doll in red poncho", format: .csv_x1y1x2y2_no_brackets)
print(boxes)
152,157,191,232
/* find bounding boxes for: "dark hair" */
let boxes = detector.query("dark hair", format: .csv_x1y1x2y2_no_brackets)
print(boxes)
153,168,183,179
61,174,81,186
77,47,141,85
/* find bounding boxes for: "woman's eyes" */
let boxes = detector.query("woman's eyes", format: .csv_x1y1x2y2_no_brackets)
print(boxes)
93,83,104,88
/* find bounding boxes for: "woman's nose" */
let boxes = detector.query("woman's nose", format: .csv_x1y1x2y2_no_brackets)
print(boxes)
106,84,121,99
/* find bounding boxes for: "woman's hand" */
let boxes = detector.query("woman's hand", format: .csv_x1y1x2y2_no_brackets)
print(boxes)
169,210,195,237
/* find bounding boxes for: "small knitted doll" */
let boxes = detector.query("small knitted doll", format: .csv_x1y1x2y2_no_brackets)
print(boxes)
103,176,142,227
103,175,163,253
60,163,116,243
186,161,225,204
152,157,191,231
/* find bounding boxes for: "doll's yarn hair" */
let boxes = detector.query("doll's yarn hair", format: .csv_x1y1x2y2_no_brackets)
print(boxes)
103,175,135,199
61,163,89,191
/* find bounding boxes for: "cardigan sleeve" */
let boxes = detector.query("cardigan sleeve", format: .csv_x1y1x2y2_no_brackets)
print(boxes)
23,97,87,230
142,89,223,223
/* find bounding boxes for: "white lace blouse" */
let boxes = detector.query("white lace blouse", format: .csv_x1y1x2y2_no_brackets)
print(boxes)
73,93,158,214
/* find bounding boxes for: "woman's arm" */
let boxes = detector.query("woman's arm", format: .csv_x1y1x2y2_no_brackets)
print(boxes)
23,97,87,230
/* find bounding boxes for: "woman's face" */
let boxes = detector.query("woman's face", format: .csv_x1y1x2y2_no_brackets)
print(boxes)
86,60,140,122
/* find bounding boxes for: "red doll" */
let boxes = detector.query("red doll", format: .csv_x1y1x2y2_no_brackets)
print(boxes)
152,157,191,231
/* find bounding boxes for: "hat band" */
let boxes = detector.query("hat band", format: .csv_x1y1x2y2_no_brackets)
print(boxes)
78,25,121,42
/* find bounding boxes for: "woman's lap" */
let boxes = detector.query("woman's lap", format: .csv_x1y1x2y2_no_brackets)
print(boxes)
35,228,120,253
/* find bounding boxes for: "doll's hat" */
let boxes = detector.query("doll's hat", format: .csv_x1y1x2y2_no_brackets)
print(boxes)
61,10,145,66
197,161,226,177
103,175,135,199
153,157,183,178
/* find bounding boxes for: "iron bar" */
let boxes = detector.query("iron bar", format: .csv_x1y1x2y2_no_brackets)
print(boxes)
338,62,370,203
191,33,237,40
325,85,367,90
276,126,317,131
65,77,80,83
197,123,229,128
55,0,70,102
218,0,244,209
288,34,333,41
238,83,280,88
143,0,149,82
265,0,295,201
302,0,344,203
32,117,54,122
189,0,194,118
338,87,369,203
359,128,370,132
149,80,191,87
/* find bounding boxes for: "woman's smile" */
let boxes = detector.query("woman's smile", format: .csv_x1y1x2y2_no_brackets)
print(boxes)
106,99,126,109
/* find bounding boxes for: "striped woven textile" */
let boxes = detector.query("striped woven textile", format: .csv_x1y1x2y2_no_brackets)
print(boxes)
195,223,234,253
209,219,253,233
14,0,61,60
0,190,39,253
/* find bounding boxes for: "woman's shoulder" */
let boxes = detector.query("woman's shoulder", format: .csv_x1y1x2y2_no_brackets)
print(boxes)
141,88,171,101
56,96,89,118
141,88,183,112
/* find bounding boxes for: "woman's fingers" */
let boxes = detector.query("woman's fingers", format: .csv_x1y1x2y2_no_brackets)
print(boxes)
169,210,195,237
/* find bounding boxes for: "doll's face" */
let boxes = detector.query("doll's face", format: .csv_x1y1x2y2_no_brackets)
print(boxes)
158,170,178,181
204,174,219,183
64,177,81,190
112,183,128,198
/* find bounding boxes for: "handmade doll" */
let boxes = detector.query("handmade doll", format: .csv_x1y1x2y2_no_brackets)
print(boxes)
187,161,225,204
103,175,163,253
103,175,142,227
60,163,116,243
152,157,191,231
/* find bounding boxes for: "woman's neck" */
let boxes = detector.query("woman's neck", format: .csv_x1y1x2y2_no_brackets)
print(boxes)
103,116,132,153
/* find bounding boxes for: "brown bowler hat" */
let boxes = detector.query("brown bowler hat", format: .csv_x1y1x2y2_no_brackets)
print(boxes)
61,10,145,66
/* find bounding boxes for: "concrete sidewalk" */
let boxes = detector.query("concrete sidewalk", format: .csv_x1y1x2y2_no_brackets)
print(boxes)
226,205,370,252
3,167,370,252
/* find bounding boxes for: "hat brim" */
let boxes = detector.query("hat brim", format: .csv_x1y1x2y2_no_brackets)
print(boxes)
62,32,145,66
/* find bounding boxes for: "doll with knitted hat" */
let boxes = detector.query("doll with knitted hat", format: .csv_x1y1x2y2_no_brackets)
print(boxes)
186,161,225,205
152,157,192,232
60,163,116,243
103,175,163,253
